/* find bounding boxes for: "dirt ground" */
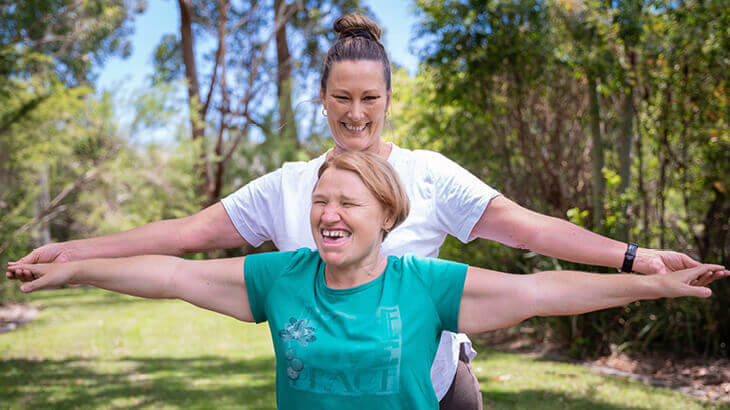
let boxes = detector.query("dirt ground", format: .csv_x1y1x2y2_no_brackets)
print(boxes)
474,325,730,403
0,302,39,334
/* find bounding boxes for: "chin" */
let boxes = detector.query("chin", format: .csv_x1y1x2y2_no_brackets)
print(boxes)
334,137,375,152
317,246,341,262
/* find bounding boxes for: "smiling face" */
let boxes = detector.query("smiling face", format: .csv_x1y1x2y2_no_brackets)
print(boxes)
310,167,392,269
320,59,392,155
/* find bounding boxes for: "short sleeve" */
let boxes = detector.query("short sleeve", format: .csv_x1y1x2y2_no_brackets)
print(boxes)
244,250,300,323
404,255,468,333
423,151,501,243
221,169,283,247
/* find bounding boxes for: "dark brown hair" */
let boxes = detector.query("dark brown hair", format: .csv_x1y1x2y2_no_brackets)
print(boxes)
320,14,391,93
317,151,409,238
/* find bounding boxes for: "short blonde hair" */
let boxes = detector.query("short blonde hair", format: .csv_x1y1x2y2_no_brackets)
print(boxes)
317,151,409,237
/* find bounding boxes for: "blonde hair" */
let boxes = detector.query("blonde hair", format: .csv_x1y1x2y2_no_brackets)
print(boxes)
317,151,409,238
320,14,391,92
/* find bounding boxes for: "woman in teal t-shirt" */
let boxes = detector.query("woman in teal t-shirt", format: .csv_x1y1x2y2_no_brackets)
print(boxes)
6,152,726,409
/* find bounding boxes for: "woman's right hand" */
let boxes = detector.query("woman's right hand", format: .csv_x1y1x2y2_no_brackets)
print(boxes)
5,242,78,282
5,262,75,293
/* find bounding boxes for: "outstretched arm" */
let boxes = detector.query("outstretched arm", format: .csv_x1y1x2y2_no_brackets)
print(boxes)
471,196,727,280
6,255,254,322
458,263,725,334
7,202,248,280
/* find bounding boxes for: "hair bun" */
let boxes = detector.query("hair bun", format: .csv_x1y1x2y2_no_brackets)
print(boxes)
334,14,382,42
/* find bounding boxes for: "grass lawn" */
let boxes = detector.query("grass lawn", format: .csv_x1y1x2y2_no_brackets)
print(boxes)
1,288,726,409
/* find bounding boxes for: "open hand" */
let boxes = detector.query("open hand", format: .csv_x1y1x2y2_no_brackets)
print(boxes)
5,243,77,282
5,263,74,293
656,264,728,299
636,249,729,286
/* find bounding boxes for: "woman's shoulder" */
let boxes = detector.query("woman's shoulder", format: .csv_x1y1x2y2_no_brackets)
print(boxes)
280,152,328,175
389,145,463,177
390,254,468,279
245,248,321,276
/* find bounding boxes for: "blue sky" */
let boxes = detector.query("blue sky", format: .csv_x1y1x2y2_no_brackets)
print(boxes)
96,0,420,92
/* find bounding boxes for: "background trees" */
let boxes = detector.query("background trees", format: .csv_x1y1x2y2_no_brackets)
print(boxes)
398,0,729,355
1,0,728,356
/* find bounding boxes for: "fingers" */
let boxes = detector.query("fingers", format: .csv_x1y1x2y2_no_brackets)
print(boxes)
690,271,717,287
684,264,725,281
679,253,701,269
13,249,41,265
5,249,40,279
19,274,49,293
684,264,727,288
6,264,52,293
684,284,712,299
5,264,42,283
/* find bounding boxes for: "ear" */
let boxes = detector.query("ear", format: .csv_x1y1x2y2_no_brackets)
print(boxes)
320,88,326,107
382,213,395,232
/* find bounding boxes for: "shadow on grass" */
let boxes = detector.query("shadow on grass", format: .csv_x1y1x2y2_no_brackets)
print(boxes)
27,288,163,310
1,355,276,408
482,389,645,409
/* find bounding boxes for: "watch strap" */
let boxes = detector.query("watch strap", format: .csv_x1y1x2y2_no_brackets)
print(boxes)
621,242,638,273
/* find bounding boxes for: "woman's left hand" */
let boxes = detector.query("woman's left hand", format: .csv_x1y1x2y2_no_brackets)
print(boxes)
635,249,729,286
654,263,728,299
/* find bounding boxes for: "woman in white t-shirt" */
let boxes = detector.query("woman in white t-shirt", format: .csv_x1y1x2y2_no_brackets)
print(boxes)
8,14,725,410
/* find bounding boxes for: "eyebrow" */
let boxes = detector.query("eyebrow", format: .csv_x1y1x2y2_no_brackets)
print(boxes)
311,193,362,203
340,195,359,202
330,89,381,95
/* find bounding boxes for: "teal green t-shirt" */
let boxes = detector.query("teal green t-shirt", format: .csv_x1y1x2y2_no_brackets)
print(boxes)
244,248,468,409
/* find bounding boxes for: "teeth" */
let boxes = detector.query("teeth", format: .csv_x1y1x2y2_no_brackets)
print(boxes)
344,123,366,132
322,230,351,238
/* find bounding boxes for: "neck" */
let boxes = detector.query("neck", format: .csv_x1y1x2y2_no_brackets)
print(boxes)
331,140,392,159
324,250,388,289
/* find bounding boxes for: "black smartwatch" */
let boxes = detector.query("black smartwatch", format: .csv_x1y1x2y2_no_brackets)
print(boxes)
621,242,638,273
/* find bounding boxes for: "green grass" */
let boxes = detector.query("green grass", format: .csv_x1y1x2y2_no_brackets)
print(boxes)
0,288,726,409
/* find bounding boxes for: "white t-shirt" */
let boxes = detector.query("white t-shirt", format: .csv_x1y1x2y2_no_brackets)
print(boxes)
222,143,501,399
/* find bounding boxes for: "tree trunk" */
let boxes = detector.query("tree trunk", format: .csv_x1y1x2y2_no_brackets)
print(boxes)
617,50,635,241
587,71,604,230
635,118,648,246
274,0,298,155
177,0,209,200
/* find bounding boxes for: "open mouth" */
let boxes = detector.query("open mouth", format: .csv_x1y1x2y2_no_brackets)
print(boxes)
321,229,352,246
342,122,368,133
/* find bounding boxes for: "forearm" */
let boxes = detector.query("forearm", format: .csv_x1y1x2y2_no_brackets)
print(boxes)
459,264,718,334
66,219,188,259
67,255,183,299
521,214,628,269
475,197,631,270
532,270,657,316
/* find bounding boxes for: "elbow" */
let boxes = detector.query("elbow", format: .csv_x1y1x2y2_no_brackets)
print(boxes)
176,216,208,255
158,257,186,299
526,274,556,317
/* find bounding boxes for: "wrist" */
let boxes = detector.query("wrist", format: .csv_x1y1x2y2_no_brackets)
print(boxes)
638,274,663,300
631,247,657,275
62,240,85,260
67,261,84,285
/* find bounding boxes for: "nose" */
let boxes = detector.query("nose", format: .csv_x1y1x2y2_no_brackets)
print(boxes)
320,203,341,223
349,100,365,122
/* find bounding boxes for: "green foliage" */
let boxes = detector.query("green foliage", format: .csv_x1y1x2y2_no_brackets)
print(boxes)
151,34,182,85
408,0,730,356
0,0,145,86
